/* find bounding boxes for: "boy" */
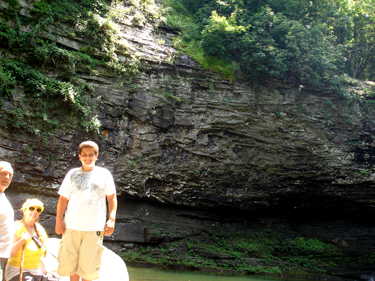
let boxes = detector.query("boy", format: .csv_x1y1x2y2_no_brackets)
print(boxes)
55,141,117,281
0,161,14,281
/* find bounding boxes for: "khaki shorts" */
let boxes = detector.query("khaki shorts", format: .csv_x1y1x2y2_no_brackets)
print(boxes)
57,229,103,280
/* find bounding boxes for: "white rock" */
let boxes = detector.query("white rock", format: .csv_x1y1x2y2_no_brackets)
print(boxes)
44,238,129,281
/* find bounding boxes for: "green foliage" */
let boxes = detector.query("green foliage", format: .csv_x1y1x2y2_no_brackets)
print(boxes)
163,0,239,80
0,0,155,139
1,0,143,72
121,226,348,275
22,146,33,154
30,0,109,23
235,7,290,81
283,237,334,254
284,22,344,86
0,58,92,135
0,65,16,98
359,252,375,265
201,10,247,58
0,22,18,48
334,0,375,80
359,170,372,176
163,0,375,87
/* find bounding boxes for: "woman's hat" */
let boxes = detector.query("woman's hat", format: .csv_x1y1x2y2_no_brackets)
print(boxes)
21,198,44,213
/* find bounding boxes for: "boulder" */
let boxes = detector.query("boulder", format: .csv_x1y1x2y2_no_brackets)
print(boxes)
44,238,129,281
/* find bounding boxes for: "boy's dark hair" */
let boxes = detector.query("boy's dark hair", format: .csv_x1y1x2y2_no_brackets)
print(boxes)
78,141,99,155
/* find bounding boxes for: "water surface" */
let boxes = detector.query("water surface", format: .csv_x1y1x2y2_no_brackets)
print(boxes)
128,266,315,281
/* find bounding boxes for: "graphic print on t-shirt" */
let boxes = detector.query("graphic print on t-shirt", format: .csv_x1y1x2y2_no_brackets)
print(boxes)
70,170,104,211
59,166,115,230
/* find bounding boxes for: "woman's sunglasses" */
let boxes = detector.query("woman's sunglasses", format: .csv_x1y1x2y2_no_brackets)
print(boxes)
29,206,42,213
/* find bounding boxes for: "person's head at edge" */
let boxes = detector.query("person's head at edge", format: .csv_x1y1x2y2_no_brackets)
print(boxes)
78,141,99,172
0,161,13,193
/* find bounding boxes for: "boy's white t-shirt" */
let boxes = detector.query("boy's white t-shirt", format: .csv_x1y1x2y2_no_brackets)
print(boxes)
58,166,116,231
0,192,14,258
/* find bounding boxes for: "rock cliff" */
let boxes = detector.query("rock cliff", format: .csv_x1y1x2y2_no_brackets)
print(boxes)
2,0,375,276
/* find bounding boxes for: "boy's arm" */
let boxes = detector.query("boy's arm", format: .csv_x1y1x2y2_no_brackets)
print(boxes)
104,193,117,236
55,195,68,235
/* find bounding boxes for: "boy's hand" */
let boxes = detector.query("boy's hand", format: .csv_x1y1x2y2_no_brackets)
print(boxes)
55,220,66,235
104,219,115,236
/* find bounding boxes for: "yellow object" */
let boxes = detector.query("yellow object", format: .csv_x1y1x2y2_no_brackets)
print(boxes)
21,198,44,213
7,222,46,269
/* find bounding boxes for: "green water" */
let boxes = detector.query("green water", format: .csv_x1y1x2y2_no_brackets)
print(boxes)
128,266,312,281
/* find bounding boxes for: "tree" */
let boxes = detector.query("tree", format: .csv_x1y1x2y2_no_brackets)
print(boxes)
344,1,375,79
167,0,375,84
201,10,247,58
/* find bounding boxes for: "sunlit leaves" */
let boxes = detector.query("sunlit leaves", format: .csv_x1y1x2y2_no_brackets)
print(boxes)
164,0,375,85
284,22,344,85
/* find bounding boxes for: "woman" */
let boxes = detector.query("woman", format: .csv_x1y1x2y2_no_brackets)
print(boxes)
5,198,52,281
